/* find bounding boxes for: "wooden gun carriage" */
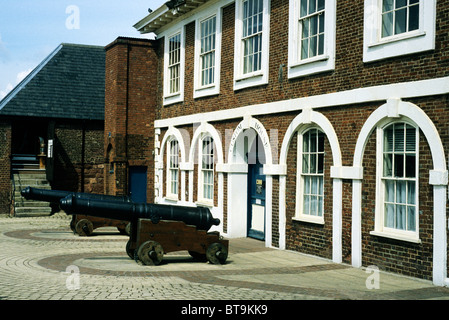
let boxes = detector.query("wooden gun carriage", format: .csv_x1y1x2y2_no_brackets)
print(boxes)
60,195,229,265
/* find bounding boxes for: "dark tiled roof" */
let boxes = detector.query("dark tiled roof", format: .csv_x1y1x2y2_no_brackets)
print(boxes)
0,43,105,120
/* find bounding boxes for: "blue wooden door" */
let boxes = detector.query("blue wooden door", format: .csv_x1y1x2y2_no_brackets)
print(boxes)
129,166,147,203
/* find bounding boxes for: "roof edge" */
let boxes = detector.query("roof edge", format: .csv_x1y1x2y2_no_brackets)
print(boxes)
0,44,64,111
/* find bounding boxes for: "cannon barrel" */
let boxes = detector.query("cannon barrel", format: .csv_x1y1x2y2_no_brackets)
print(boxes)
20,186,131,203
60,194,220,231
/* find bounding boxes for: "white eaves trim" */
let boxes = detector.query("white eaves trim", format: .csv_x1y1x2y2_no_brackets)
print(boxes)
155,76,449,128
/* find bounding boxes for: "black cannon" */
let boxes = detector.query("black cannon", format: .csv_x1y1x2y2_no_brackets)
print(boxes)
60,194,228,266
20,186,132,236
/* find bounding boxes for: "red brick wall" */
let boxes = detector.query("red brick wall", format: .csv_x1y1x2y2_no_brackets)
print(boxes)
51,121,104,194
0,122,12,214
104,37,158,201
149,0,449,281
156,0,449,119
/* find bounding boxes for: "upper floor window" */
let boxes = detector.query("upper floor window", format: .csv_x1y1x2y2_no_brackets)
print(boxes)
234,0,270,90
296,128,325,224
168,34,181,95
373,121,419,242
163,29,185,105
381,0,419,38
363,0,435,62
299,0,325,60
194,10,222,98
288,0,336,79
242,0,264,74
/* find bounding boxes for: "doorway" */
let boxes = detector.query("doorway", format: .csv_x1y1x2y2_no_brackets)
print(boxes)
128,166,147,203
247,136,266,240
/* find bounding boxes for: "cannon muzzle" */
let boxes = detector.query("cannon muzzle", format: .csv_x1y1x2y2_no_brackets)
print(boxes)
60,194,220,231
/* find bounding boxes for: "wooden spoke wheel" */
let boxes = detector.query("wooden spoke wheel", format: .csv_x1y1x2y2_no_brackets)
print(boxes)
206,243,228,265
75,219,93,236
137,241,164,266
125,240,135,260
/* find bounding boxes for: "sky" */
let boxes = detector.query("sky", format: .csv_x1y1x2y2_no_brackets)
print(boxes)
0,0,167,99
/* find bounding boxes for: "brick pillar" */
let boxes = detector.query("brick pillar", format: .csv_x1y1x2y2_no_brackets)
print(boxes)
104,37,158,200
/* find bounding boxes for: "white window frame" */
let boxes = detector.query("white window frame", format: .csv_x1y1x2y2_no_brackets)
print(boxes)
163,28,185,105
166,139,180,200
288,0,336,78
234,0,271,91
363,0,436,63
198,135,215,206
371,119,420,243
194,9,222,99
295,127,325,225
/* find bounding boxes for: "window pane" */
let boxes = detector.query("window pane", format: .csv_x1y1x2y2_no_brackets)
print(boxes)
396,0,407,9
405,125,416,151
303,194,310,215
394,123,405,152
383,0,394,12
382,12,393,37
310,153,317,173
395,8,407,35
396,204,406,230
300,0,308,17
317,153,324,174
383,154,393,176
409,4,419,31
317,0,325,11
394,154,404,177
302,154,309,173
396,180,406,204
407,181,416,204
405,155,416,178
304,176,310,193
407,206,416,231
385,180,395,202
308,0,316,14
384,126,394,152
385,203,395,228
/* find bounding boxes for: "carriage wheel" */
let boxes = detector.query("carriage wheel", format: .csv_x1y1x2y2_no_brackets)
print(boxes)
137,241,164,266
206,243,228,264
75,219,93,236
125,240,135,259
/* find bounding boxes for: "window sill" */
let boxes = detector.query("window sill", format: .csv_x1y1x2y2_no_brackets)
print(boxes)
289,54,329,68
370,230,421,244
164,196,179,203
292,215,324,225
195,200,214,208
367,31,426,48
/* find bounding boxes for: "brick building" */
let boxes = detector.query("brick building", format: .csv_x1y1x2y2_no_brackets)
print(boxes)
0,43,105,216
116,0,449,285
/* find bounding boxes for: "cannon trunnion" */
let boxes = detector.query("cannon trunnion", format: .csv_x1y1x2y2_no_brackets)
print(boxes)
20,187,131,236
60,194,229,266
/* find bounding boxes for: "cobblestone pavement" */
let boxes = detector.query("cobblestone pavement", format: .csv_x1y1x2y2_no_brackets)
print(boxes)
1,213,449,303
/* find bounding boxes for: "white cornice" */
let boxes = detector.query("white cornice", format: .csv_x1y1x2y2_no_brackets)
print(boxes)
154,76,449,128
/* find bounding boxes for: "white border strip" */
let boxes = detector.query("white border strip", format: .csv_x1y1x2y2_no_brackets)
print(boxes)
155,76,449,128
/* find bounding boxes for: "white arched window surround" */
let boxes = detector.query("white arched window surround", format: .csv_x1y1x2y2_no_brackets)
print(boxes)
295,126,326,225
189,123,224,208
371,117,420,243
159,127,188,203
279,108,343,263
352,98,447,286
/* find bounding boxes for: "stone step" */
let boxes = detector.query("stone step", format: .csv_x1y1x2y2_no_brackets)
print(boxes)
14,200,51,208
13,173,47,180
14,207,52,217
